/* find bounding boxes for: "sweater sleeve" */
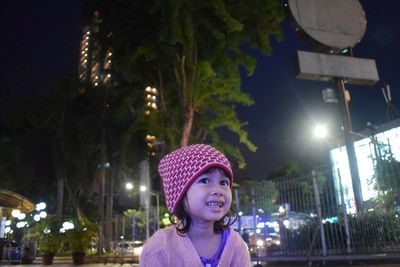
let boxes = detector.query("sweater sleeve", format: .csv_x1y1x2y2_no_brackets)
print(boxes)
233,237,251,267
139,230,168,266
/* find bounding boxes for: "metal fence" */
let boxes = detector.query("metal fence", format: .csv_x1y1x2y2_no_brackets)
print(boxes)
244,164,400,262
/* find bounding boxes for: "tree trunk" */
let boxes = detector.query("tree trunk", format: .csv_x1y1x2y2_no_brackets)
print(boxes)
56,176,64,216
98,127,106,254
180,105,194,147
105,176,113,252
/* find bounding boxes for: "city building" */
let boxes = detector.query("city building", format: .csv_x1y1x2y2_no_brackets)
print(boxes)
78,11,112,90
330,119,400,213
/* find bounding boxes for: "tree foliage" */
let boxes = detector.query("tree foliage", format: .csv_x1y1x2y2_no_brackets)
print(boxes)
0,79,102,215
372,146,400,210
87,0,284,167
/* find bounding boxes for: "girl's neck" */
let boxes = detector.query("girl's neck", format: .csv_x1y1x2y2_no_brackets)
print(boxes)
187,221,222,259
187,220,216,239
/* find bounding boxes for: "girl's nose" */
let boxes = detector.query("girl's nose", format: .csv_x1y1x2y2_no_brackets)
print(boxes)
211,190,223,197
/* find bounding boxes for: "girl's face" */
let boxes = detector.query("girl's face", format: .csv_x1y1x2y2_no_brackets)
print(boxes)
184,168,232,225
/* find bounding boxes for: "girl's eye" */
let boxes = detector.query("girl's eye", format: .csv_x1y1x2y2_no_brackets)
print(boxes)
199,178,210,184
220,179,230,186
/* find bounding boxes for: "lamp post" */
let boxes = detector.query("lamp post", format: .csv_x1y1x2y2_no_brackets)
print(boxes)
150,191,160,231
312,124,352,252
125,183,160,240
140,186,160,238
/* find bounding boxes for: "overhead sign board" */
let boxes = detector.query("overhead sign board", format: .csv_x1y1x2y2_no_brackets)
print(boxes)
296,50,379,85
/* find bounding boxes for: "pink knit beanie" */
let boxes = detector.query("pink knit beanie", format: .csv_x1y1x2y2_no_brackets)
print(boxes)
158,144,233,213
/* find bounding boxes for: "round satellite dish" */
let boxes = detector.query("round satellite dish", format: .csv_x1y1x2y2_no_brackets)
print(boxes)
288,0,366,50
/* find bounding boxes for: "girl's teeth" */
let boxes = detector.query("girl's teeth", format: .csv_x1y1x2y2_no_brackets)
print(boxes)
208,202,222,208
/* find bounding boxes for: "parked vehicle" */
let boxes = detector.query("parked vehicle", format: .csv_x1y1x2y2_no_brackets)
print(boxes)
115,241,143,257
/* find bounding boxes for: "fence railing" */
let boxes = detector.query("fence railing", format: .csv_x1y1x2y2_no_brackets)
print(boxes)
243,164,400,261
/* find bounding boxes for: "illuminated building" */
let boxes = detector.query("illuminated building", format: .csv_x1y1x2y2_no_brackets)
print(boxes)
330,119,400,213
78,11,112,90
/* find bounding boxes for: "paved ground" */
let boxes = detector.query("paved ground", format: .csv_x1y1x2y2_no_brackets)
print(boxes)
254,261,400,266
0,264,140,267
1,265,139,267
1,263,400,267
259,264,400,267
258,264,400,267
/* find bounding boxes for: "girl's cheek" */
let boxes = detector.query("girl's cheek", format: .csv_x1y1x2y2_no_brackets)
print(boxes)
183,198,190,213
225,188,232,194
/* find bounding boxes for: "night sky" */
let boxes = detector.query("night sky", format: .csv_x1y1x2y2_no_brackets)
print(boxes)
1,1,400,180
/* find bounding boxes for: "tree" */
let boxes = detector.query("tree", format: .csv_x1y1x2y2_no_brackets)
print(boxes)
0,78,115,218
87,0,284,167
0,93,58,202
268,160,305,178
373,150,400,210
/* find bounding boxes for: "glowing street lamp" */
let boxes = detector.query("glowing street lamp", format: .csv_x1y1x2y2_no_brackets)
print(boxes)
313,124,328,139
36,202,46,211
140,185,160,238
11,209,21,218
125,182,134,190
140,185,147,192
40,211,47,218
17,213,26,220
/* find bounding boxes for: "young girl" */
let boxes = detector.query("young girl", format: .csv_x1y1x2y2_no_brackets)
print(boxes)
140,144,251,267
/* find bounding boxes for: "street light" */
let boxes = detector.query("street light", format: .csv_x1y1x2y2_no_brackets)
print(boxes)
139,185,147,192
140,186,160,233
36,202,46,211
313,124,328,139
125,182,134,190
124,183,160,240
11,209,21,218
311,127,353,252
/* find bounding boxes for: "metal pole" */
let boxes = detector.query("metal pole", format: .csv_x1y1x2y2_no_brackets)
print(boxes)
114,215,118,243
132,210,136,242
155,193,160,230
336,78,363,212
98,105,108,255
105,176,114,252
152,198,157,233
140,159,150,240
149,191,160,233
234,189,241,234
122,215,125,239
145,195,149,240
337,169,352,254
56,177,64,216
312,170,327,257
251,187,258,257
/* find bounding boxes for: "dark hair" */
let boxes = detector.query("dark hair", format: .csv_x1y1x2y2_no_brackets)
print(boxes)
171,200,237,236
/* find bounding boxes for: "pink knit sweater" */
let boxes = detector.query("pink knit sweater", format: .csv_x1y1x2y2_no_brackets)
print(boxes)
139,226,251,266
